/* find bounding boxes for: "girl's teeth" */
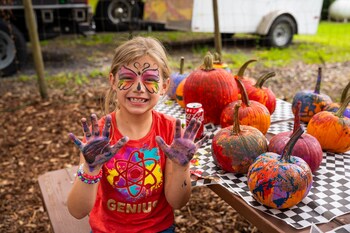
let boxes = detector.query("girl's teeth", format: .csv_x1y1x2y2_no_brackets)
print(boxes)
130,98,146,102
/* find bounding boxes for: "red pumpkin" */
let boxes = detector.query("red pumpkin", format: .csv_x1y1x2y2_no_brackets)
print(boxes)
307,95,350,153
212,102,268,174
245,72,277,114
324,80,350,118
268,101,323,173
167,57,188,99
220,78,271,134
183,52,239,124
232,60,257,99
292,67,332,123
247,126,313,209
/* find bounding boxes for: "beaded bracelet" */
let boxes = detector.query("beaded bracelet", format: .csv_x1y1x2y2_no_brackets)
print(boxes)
76,163,103,184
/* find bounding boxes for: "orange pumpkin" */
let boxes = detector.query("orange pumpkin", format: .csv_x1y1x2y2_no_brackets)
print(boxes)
175,78,187,108
307,95,350,153
220,78,271,134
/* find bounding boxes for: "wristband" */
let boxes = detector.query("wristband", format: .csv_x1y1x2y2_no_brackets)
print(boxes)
76,163,103,184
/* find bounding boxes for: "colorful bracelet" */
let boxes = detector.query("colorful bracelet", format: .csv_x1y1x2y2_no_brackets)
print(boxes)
76,163,103,184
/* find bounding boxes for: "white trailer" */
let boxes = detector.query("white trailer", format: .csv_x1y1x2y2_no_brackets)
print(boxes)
145,0,324,48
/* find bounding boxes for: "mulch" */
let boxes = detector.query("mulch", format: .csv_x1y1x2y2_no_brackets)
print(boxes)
1,35,350,232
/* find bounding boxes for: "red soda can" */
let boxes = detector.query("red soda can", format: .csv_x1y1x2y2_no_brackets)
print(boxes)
186,102,204,139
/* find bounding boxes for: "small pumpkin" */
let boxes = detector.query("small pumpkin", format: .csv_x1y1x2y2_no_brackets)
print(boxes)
307,95,350,153
212,102,268,174
247,126,313,209
212,52,231,72
167,57,188,100
220,78,271,134
175,78,187,108
268,101,323,173
292,67,332,123
232,60,257,94
245,71,277,114
324,80,350,118
183,52,239,124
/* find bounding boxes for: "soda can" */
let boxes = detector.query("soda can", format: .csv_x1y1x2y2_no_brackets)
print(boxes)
186,102,204,139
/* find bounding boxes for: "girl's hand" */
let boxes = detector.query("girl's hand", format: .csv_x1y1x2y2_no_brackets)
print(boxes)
69,114,129,170
156,118,208,166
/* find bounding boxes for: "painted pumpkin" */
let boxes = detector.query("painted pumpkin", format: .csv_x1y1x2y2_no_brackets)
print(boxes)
220,78,271,134
268,101,323,173
247,126,313,209
183,52,239,124
245,72,277,114
307,95,350,153
175,78,187,108
167,57,188,99
324,80,350,118
212,102,268,174
292,67,332,123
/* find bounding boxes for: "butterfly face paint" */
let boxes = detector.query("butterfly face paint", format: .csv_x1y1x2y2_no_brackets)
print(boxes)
117,62,160,94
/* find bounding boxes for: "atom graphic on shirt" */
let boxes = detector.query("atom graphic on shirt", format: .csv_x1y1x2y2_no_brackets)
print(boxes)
113,150,158,197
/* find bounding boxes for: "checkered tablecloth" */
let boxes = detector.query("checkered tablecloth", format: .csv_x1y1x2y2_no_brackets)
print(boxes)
155,98,350,230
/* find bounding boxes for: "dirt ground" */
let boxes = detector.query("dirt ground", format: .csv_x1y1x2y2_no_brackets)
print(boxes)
1,34,350,233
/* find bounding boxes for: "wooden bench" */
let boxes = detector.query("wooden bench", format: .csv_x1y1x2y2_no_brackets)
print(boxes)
39,165,350,233
38,166,91,233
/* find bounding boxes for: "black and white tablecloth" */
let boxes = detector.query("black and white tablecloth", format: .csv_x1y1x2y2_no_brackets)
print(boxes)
155,98,350,230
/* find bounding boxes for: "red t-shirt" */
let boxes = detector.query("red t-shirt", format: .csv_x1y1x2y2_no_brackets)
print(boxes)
89,110,176,233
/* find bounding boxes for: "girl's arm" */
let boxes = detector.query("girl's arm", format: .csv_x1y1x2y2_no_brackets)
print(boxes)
67,114,128,219
164,159,192,209
156,118,208,209
67,156,101,219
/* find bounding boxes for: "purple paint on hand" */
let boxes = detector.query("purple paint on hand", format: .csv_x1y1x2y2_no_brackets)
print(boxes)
68,114,129,169
156,118,208,166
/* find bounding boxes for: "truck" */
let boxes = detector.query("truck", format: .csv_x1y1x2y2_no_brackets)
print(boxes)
0,0,93,77
142,0,324,48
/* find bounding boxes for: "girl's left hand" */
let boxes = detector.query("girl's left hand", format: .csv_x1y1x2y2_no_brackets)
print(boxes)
156,118,208,166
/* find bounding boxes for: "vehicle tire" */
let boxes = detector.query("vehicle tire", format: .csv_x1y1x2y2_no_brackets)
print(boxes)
0,20,27,77
94,0,141,32
263,15,296,48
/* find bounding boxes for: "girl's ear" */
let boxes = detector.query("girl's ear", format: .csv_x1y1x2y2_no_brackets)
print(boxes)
109,73,117,91
162,78,170,95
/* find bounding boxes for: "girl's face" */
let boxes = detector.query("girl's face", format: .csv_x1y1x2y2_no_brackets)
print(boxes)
111,55,168,115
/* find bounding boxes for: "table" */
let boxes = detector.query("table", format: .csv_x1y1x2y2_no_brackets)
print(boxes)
155,98,350,233
38,98,350,233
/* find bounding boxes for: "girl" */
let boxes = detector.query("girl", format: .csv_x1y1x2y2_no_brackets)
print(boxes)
67,36,208,233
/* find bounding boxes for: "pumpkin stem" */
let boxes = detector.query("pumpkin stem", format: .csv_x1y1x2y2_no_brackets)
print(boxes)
236,76,251,106
214,52,222,63
232,101,242,134
180,57,184,74
202,52,214,71
255,72,276,88
237,59,257,77
335,95,350,117
281,125,305,162
340,80,350,103
314,67,322,94
293,101,301,133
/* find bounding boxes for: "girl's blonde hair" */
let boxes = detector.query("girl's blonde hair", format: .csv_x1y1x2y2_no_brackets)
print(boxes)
104,36,171,114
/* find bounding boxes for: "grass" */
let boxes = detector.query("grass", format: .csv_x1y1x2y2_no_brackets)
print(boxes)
31,21,348,86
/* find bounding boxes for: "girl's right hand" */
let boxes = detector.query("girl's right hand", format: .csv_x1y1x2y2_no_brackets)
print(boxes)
68,114,129,171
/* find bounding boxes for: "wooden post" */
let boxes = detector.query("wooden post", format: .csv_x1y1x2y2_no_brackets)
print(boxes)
23,0,48,99
212,0,222,56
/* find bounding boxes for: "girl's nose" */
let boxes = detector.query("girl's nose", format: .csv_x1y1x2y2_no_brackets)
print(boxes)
134,81,145,92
